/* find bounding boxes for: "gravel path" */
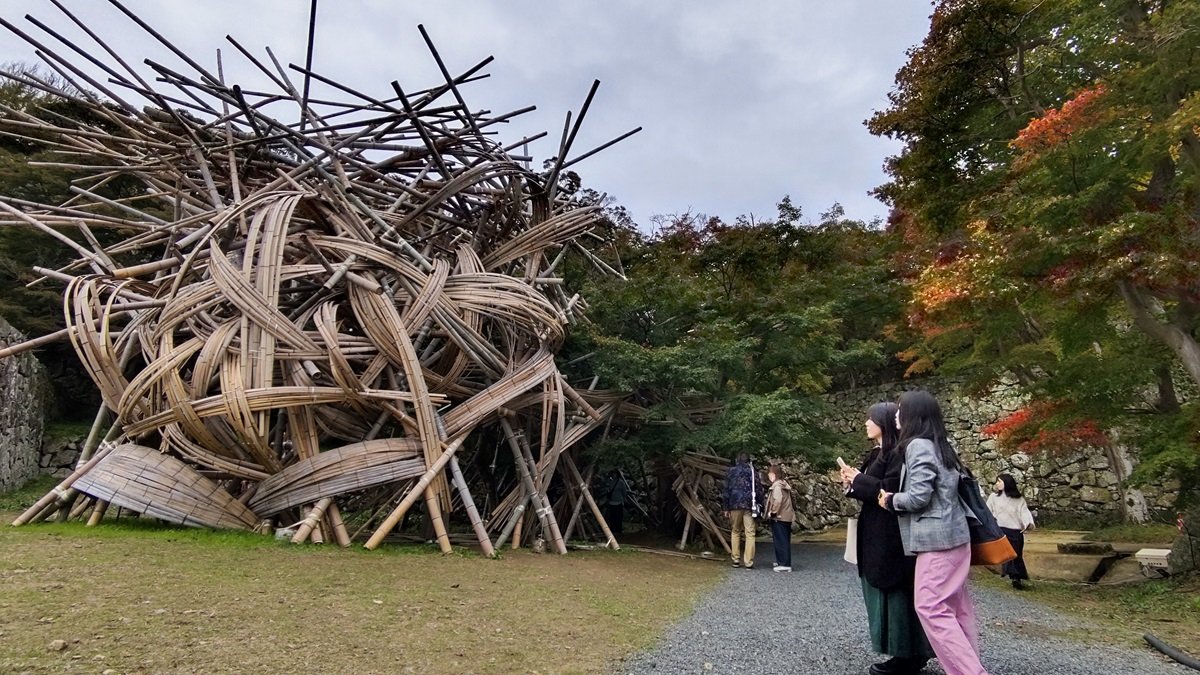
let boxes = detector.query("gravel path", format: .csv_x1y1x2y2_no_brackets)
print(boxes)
618,542,1191,675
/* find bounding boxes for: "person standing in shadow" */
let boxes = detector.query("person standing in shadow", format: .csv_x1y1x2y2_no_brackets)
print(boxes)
841,402,933,675
600,468,628,536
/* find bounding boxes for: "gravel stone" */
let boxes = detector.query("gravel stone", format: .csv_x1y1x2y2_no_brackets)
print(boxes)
618,543,1191,674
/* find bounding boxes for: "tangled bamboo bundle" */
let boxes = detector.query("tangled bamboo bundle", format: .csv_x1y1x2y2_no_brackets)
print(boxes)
0,1,639,554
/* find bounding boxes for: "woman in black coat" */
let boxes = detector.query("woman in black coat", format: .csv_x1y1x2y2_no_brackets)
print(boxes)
840,402,933,675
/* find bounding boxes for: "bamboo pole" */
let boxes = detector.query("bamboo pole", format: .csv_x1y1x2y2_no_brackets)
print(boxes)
499,417,566,554
291,497,333,543
511,509,525,550
493,499,528,550
67,495,96,520
86,499,109,526
678,512,693,551
363,434,465,550
561,453,618,550
326,502,352,547
448,455,494,557
560,461,593,542
0,326,73,359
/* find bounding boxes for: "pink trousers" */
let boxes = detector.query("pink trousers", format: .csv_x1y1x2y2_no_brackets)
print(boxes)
914,542,988,675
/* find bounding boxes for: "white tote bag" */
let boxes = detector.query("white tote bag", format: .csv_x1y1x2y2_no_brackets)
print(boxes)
844,517,858,565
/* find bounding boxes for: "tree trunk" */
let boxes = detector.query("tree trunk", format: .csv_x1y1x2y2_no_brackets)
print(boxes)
1118,280,1200,389
1154,365,1180,413
1103,443,1148,524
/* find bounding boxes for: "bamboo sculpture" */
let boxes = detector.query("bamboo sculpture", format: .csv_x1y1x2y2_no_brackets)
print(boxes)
0,1,640,554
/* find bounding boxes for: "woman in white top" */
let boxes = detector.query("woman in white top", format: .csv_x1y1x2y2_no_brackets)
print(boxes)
986,473,1035,589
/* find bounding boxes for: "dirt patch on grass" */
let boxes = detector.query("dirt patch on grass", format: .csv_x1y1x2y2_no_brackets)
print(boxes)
0,515,724,674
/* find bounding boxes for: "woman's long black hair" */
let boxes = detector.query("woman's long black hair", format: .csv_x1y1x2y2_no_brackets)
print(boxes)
895,390,961,470
867,402,900,454
997,473,1022,498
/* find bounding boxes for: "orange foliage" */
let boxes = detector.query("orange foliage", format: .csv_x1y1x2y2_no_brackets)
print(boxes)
915,282,968,311
1012,84,1108,153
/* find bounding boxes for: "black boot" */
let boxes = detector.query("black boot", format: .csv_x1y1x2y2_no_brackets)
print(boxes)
870,656,928,675
868,658,902,675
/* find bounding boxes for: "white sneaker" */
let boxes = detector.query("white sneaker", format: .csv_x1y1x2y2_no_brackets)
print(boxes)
773,565,791,572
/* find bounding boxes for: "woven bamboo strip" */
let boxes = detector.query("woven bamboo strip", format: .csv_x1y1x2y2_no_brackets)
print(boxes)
71,444,259,529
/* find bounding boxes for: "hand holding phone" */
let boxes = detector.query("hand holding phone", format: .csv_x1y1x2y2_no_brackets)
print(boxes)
836,457,857,488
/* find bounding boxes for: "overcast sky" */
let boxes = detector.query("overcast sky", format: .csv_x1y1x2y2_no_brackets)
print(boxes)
0,1,933,230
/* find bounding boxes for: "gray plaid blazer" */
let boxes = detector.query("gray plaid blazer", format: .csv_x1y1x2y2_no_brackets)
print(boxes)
891,438,971,555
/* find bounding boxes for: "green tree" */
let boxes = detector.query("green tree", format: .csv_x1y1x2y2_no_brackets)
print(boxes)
565,198,905,467
868,0,1200,509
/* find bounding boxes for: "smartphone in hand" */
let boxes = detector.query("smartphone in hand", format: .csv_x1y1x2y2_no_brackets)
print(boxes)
836,456,848,469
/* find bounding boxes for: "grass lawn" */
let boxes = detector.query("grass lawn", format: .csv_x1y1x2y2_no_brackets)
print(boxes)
0,508,724,674
974,566,1200,654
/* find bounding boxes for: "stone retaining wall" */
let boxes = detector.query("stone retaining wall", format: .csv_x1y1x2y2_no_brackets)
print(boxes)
782,376,1178,530
0,317,50,492
39,436,84,478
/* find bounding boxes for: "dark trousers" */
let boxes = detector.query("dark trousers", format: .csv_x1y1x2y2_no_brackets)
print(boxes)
1000,527,1028,580
603,503,624,536
770,519,792,567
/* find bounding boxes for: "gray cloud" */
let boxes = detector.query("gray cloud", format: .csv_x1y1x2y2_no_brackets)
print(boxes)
0,1,932,228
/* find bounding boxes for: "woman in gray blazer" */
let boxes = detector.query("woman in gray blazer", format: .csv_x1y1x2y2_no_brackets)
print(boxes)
878,390,988,675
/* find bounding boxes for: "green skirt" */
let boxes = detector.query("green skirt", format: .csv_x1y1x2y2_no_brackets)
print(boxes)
860,577,934,659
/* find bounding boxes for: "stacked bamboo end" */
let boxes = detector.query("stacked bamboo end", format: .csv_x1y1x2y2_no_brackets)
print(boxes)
1,2,639,553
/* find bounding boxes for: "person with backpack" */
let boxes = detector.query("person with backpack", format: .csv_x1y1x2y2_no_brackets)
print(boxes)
722,452,761,569
840,402,933,675
765,463,795,572
877,390,989,675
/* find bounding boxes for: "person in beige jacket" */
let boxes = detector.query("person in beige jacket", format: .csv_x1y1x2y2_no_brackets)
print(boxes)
765,463,794,571
986,473,1035,589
